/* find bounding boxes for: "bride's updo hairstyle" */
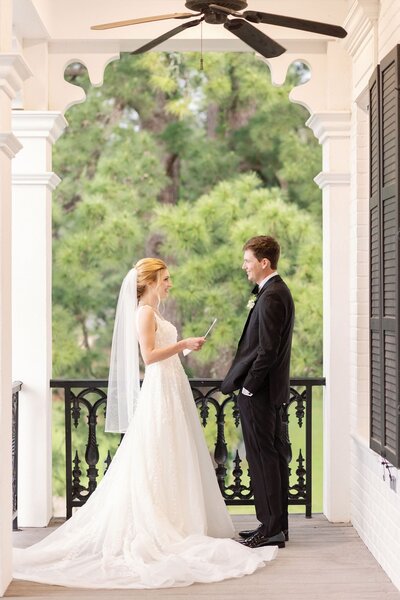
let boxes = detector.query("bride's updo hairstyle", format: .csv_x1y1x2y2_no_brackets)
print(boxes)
135,258,168,301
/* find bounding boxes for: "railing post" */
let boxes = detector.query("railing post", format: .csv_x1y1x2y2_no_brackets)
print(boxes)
12,381,22,531
305,382,313,518
64,385,72,519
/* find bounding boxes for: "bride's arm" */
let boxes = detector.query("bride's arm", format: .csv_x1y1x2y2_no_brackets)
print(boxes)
137,306,204,365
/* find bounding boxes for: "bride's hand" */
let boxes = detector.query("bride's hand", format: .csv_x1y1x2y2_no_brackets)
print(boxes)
183,337,206,352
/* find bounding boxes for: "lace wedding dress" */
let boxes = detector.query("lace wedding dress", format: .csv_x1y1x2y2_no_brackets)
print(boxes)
13,313,277,589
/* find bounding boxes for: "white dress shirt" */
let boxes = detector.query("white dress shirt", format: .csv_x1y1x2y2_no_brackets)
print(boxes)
257,271,279,291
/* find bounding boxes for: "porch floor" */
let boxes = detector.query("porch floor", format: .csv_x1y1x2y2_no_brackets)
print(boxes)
8,514,400,600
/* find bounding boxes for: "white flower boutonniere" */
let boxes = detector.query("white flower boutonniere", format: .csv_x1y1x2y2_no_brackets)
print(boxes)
246,295,258,311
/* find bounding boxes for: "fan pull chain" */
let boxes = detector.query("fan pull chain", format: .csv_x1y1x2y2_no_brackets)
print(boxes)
200,20,204,71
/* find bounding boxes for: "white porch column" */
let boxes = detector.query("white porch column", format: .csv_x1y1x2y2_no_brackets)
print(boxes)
0,46,30,600
309,112,352,522
12,112,67,527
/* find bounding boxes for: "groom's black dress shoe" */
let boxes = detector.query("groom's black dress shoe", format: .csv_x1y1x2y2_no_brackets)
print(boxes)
239,526,261,539
239,527,289,542
240,530,286,549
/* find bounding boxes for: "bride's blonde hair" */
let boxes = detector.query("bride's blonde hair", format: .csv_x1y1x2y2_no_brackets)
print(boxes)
134,258,168,301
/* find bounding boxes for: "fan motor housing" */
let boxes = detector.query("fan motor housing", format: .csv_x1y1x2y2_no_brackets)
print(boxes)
185,0,248,12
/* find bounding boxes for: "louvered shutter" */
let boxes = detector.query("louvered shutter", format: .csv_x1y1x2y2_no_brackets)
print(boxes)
369,64,382,453
369,46,400,467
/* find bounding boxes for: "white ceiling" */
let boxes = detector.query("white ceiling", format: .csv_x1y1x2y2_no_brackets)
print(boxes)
14,0,349,54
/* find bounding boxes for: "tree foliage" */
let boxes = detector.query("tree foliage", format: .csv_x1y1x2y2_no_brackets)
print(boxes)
52,52,322,379
153,173,322,377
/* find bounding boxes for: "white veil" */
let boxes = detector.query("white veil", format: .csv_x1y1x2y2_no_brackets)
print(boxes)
105,268,140,433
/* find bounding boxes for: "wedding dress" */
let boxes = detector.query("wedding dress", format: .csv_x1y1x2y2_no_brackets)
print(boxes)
13,312,277,589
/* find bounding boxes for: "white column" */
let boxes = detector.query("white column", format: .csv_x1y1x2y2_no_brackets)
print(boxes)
12,112,67,527
0,52,30,597
309,112,352,522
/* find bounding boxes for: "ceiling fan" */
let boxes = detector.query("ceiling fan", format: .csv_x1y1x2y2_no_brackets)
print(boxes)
91,1,347,60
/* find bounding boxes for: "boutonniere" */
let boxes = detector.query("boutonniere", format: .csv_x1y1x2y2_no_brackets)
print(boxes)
246,295,258,311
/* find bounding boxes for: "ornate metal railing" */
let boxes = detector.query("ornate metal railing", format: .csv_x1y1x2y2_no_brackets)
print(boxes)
50,377,325,519
12,381,22,531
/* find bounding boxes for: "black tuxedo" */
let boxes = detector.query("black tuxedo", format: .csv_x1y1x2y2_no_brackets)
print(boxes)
221,274,294,537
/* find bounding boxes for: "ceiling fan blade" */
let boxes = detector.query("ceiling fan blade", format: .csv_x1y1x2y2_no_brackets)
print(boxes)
91,13,198,31
224,19,286,59
209,4,242,17
244,11,347,39
131,18,203,54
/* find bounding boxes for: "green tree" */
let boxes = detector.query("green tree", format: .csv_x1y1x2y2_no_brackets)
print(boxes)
153,173,322,378
52,52,322,378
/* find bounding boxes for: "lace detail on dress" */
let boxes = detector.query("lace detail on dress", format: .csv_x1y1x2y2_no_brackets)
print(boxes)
154,312,178,345
136,306,179,364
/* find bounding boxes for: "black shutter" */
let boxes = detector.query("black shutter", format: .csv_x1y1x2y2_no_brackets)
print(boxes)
369,46,400,467
369,64,382,454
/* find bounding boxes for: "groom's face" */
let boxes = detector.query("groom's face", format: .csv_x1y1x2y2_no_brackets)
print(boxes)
242,250,267,284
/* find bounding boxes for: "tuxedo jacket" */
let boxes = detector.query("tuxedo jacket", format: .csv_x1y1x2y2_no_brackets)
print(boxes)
221,275,295,406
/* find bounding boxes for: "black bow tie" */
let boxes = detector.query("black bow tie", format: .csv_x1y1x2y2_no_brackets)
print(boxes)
252,285,259,295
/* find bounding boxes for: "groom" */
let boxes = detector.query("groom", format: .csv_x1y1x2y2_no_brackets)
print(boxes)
221,236,294,549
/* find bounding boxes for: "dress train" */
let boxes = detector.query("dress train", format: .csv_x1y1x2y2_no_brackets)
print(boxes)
13,314,276,588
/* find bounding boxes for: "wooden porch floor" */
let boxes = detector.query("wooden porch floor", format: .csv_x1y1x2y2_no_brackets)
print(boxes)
8,514,400,600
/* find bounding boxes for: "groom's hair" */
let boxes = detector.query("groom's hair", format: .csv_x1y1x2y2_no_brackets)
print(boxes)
243,236,280,269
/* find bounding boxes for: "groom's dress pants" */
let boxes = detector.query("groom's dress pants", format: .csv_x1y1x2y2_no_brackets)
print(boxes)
238,390,289,537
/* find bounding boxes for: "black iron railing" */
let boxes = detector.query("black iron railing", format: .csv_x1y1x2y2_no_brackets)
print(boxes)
51,378,325,519
12,381,22,531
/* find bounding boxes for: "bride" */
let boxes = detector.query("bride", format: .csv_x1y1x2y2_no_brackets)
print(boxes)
13,258,277,589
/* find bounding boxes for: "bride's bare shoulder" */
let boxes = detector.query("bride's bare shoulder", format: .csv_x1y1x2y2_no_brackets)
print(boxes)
137,305,157,330
138,304,154,313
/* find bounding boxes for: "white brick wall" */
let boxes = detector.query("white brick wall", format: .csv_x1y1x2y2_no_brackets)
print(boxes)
348,0,400,591
351,435,400,590
349,101,370,442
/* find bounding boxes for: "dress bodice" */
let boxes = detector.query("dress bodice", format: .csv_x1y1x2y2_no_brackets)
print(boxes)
154,313,178,348
136,307,181,371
